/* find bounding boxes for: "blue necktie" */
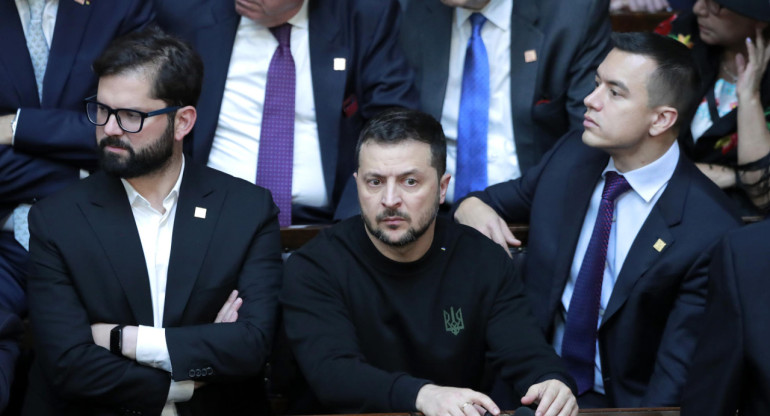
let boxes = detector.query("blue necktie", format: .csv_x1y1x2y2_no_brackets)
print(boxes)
561,171,631,395
26,0,49,102
454,13,488,200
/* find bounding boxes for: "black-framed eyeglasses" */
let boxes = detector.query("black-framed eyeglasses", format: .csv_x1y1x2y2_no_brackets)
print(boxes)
702,0,723,14
84,96,180,133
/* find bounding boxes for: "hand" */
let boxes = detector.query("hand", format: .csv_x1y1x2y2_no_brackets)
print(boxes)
0,114,14,145
736,28,770,101
521,379,577,416
214,290,242,323
415,384,500,416
454,197,520,256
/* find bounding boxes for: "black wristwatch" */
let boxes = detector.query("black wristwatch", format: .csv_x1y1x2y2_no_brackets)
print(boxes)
110,325,125,356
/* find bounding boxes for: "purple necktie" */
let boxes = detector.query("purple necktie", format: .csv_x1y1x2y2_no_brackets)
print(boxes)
257,23,295,227
561,171,631,395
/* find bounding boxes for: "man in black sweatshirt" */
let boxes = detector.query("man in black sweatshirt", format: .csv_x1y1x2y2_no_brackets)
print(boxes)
282,108,577,416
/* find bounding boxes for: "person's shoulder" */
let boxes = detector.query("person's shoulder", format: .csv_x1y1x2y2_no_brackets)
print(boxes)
443,218,511,261
673,159,742,228
722,219,770,254
193,163,274,201
33,171,110,212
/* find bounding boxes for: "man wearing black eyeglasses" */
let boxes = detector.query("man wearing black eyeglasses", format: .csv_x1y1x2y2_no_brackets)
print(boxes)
22,26,282,416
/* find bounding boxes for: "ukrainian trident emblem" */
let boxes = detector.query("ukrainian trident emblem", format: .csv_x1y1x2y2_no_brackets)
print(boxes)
443,307,464,336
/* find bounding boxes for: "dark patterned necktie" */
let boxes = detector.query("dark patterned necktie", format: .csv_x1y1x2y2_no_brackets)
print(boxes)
562,171,631,394
256,23,295,227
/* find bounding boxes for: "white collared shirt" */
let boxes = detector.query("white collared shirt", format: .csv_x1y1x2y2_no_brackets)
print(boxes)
552,141,680,394
206,0,329,210
442,0,517,203
121,158,194,415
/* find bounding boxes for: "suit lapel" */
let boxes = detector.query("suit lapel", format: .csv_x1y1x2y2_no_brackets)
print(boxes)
548,153,607,314
602,156,688,326
189,7,240,163
81,174,154,326
508,1,543,170
412,1,452,120
44,0,94,106
308,0,347,200
163,163,225,326
0,1,39,106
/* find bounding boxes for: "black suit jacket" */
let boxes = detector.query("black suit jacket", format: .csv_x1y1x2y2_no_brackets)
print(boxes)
155,0,419,223
472,131,741,406
23,162,282,416
681,220,770,416
399,0,611,173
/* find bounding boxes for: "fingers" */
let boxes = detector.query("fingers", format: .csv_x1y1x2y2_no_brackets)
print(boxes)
522,381,578,416
499,218,522,247
214,290,241,323
416,385,500,416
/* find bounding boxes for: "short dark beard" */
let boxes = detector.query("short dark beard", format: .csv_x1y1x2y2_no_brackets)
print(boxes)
361,192,440,248
99,118,175,179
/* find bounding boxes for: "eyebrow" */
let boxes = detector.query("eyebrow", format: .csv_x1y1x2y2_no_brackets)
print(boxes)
362,169,421,178
596,71,630,94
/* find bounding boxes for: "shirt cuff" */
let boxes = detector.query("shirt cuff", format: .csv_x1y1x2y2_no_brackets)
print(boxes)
168,380,195,403
10,109,20,145
136,325,172,372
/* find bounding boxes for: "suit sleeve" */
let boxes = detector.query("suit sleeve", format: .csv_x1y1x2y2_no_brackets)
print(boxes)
281,249,431,412
12,0,154,165
164,190,282,382
27,204,170,415
563,0,611,131
352,0,419,118
459,130,577,223
679,236,742,416
0,309,22,413
640,238,721,406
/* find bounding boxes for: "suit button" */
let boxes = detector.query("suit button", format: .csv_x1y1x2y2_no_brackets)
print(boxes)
195,369,202,377
189,369,195,378
206,367,213,376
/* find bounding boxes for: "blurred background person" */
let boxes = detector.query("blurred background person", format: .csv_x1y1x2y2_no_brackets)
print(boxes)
657,0,770,215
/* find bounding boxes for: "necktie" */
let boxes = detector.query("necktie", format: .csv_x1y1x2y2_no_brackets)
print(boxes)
561,171,631,395
26,0,49,101
13,204,32,251
454,13,489,200
256,23,295,227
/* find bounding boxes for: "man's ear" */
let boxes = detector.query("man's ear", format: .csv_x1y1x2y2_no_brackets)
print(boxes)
439,172,451,205
649,106,677,137
173,106,197,142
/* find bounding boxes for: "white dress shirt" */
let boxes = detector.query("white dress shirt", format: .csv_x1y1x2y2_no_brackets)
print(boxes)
121,158,194,415
206,0,329,210
442,0,517,203
552,141,680,394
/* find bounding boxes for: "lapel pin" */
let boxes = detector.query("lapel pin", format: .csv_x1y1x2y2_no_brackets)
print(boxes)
653,238,666,252
194,207,207,219
524,49,537,63
333,58,346,71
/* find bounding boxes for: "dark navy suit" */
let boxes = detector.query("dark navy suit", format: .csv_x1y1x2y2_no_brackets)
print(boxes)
399,0,612,174
154,0,419,223
682,220,770,416
470,131,740,406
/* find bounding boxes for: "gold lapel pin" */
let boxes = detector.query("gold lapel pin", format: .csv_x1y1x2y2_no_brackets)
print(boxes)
333,58,346,71
524,49,537,63
653,238,666,252
194,207,207,219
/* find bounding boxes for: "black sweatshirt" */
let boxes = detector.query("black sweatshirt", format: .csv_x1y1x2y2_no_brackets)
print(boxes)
282,216,574,413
